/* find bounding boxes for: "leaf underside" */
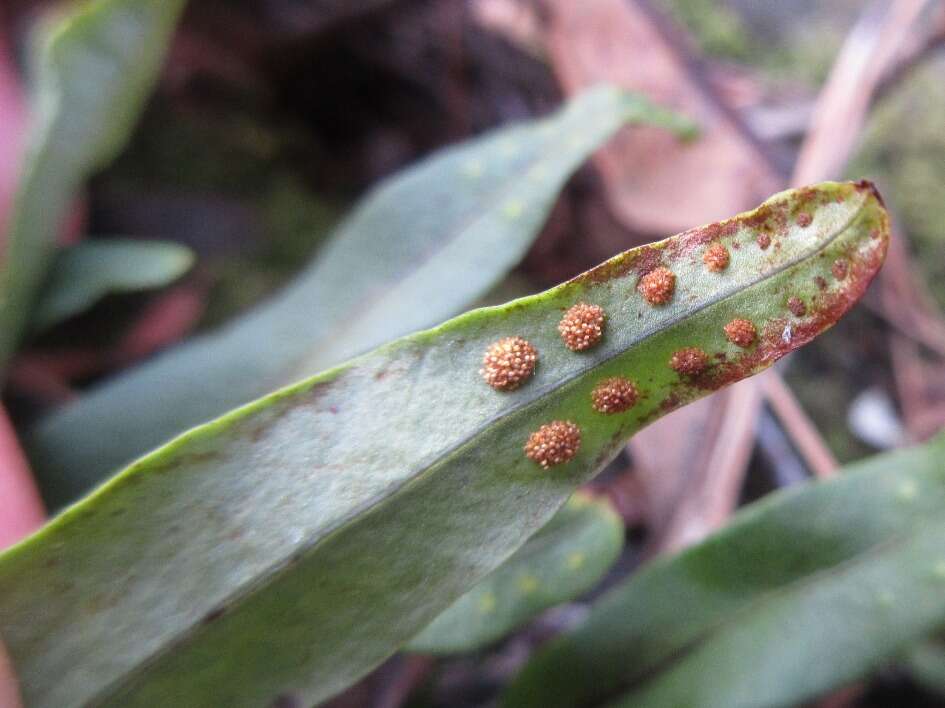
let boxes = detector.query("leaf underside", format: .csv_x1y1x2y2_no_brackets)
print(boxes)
408,491,623,655
504,433,945,708
26,84,694,508
0,181,888,707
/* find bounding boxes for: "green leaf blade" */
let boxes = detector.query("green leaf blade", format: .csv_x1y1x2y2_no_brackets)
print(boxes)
408,491,624,654
0,0,186,369
33,239,194,330
0,181,888,707
27,85,696,507
505,434,945,708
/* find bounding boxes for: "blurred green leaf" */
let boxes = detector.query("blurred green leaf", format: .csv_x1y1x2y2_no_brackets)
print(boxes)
505,432,945,708
408,491,623,654
0,181,887,708
33,239,194,330
27,85,696,508
0,0,186,369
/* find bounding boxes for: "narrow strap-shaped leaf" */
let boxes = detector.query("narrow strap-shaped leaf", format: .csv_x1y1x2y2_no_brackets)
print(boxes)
0,0,187,369
26,85,696,508
505,432,945,708
408,491,623,654
0,181,888,707
32,239,194,330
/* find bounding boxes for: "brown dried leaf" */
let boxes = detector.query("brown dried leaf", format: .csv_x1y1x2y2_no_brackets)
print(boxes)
629,383,762,554
540,0,783,234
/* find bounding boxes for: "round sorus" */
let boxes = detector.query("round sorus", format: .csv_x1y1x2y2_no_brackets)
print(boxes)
637,266,676,306
480,336,538,391
703,242,730,272
558,302,606,351
723,318,757,348
787,296,807,317
591,377,638,414
669,347,709,375
524,421,581,468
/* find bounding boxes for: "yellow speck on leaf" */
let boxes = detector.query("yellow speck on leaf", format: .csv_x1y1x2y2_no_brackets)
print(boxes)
518,575,539,594
499,139,519,157
567,134,587,150
462,159,483,178
897,479,918,501
569,493,590,509
478,592,497,614
503,199,524,219
527,164,548,182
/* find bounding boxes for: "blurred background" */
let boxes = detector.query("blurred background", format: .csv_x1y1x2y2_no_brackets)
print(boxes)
2,0,945,706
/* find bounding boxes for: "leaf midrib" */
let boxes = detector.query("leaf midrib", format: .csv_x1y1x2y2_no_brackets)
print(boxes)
95,193,868,701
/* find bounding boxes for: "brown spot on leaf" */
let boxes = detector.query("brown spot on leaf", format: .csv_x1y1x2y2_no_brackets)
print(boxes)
637,266,675,305
183,451,222,466
525,421,581,468
787,297,807,317
591,377,638,414
832,259,849,280
558,303,605,351
671,219,737,258
568,251,635,286
703,242,730,272
756,233,771,250
855,178,884,207
480,337,537,391
724,318,757,348
203,607,226,624
815,276,828,290
682,229,887,395
669,347,709,375
744,199,789,238
632,246,664,277
796,212,812,227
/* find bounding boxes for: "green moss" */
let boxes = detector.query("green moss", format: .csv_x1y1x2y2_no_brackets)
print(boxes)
654,0,754,61
200,177,338,328
848,58,945,309
102,99,341,328
653,0,853,87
